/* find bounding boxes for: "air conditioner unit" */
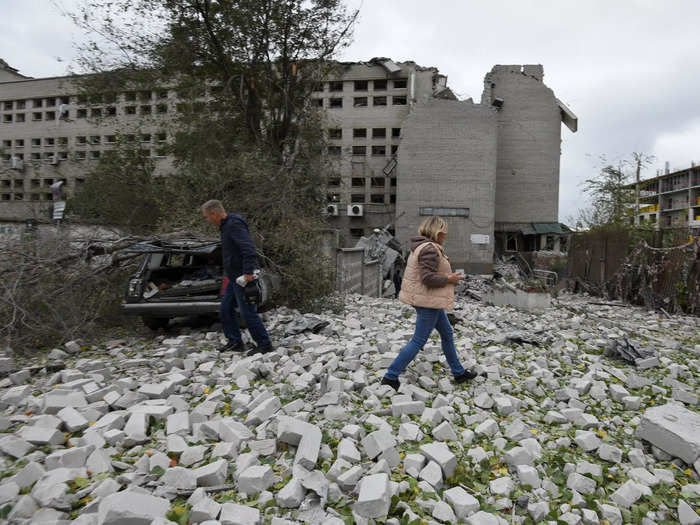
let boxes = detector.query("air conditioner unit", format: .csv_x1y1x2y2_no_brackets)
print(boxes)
347,204,364,217
50,156,60,166
325,203,339,216
10,157,24,171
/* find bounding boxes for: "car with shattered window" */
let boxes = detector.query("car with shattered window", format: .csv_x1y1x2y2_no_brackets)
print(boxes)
120,236,278,330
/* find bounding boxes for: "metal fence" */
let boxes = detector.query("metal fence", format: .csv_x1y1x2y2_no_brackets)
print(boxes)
567,228,700,314
567,229,633,284
335,247,382,297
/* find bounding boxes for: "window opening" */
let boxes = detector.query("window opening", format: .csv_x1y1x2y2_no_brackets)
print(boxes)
354,80,368,91
353,97,367,107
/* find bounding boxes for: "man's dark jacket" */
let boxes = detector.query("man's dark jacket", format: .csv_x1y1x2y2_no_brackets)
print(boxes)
219,213,258,278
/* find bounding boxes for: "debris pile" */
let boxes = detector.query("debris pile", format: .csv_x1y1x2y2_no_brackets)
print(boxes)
0,292,699,524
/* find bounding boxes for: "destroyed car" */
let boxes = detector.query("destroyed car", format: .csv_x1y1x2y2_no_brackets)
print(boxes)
120,237,278,329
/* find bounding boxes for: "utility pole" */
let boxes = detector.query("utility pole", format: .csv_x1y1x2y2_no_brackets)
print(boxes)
634,155,641,226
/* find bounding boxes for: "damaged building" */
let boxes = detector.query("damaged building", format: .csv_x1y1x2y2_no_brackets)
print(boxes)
0,58,577,272
318,60,577,272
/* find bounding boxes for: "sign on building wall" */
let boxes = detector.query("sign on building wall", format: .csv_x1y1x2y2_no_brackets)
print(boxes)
471,234,490,244
419,207,469,217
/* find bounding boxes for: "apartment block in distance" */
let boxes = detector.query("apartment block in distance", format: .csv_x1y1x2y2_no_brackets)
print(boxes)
630,163,700,233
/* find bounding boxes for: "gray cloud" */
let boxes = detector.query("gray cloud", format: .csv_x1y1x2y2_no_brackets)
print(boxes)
4,0,700,222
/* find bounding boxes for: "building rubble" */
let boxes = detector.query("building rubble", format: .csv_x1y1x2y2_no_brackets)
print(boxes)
0,292,699,524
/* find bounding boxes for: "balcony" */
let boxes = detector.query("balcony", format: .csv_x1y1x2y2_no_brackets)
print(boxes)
660,186,689,194
662,222,688,229
660,201,689,212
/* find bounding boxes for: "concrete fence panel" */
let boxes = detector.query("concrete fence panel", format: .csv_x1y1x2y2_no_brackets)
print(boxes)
335,247,383,297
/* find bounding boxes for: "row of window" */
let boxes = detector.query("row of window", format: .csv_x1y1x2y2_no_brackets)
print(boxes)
328,145,398,156
2,111,58,123
328,193,396,204
1,192,79,202
1,177,77,188
328,127,400,139
1,91,173,111
315,95,407,109
1,79,407,112
0,104,171,123
1,133,167,149
2,97,70,111
2,148,165,162
315,79,407,93
327,177,397,188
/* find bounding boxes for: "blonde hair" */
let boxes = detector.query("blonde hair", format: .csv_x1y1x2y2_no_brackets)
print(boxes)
201,199,225,214
418,216,448,242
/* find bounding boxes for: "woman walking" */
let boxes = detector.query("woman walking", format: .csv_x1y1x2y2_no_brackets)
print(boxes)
381,216,477,391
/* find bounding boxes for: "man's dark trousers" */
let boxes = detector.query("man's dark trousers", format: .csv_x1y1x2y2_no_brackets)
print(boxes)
220,280,270,347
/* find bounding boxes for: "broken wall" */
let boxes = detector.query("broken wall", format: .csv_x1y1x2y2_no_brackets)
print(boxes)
483,65,562,226
395,98,497,273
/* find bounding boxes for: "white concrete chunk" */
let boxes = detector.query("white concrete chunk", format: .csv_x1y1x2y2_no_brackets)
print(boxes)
97,491,170,525
636,404,700,464
420,441,457,478
220,502,261,525
444,486,480,519
57,406,89,432
356,473,391,518
194,458,228,486
276,478,306,508
238,465,273,494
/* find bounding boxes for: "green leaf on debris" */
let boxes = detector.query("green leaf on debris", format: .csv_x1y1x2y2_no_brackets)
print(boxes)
0,505,11,520
73,477,90,489
166,505,190,525
150,466,165,476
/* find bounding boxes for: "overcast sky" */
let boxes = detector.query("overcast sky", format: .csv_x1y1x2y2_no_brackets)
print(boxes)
3,0,700,223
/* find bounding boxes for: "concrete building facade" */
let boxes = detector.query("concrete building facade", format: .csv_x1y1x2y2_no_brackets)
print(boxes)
396,99,497,272
1,58,577,272
395,64,577,272
0,60,172,221
312,59,448,242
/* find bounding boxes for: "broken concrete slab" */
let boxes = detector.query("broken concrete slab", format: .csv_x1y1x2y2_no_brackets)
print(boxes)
97,491,170,524
636,404,700,464
276,415,322,470
355,473,391,518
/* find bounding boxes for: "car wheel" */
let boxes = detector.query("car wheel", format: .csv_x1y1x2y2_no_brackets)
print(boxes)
142,316,170,330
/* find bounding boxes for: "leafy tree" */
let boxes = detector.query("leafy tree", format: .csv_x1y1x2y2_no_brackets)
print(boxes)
573,153,654,230
64,0,358,307
68,141,160,232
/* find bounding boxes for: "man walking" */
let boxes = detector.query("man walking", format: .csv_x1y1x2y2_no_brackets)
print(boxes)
202,200,273,355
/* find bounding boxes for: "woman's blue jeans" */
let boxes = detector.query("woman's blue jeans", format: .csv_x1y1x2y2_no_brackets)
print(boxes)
385,306,466,380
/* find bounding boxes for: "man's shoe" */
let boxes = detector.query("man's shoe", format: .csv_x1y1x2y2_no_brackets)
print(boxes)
454,369,478,383
381,376,400,392
218,341,246,353
247,343,274,356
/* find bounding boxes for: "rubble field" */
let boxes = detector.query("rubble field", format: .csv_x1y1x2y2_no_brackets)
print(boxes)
1,292,699,525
